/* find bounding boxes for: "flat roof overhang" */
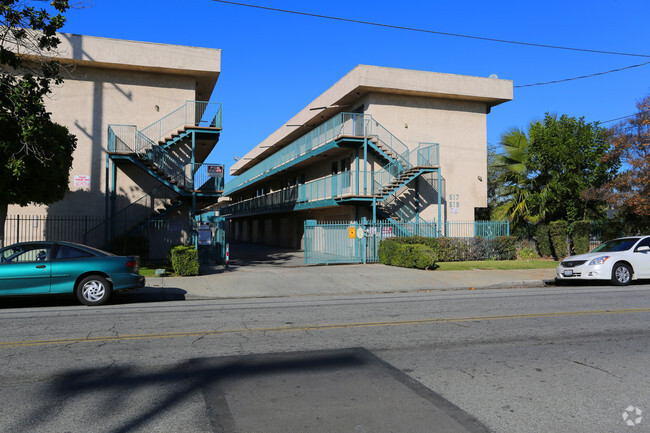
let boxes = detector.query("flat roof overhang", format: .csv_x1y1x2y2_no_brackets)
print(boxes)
20,32,221,100
231,65,513,175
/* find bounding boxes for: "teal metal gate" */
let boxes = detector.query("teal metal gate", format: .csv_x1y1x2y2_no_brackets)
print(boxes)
304,219,509,265
304,218,441,264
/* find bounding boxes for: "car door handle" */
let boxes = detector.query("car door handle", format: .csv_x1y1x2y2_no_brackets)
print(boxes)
36,265,46,269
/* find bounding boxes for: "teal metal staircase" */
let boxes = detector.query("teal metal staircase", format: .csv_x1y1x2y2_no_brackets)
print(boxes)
84,185,184,247
94,101,224,249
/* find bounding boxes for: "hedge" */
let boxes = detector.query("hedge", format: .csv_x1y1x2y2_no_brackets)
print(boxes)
535,225,552,258
549,220,568,259
571,221,591,255
170,245,199,276
378,235,518,265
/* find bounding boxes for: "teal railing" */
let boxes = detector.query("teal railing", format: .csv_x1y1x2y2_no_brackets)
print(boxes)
224,112,409,196
304,219,509,264
371,143,439,197
140,101,222,144
192,163,225,191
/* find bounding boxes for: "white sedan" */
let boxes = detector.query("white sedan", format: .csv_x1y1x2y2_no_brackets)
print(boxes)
556,236,650,286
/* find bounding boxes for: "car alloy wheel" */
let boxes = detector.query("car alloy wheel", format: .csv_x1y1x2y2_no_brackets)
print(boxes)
611,263,632,286
76,275,111,306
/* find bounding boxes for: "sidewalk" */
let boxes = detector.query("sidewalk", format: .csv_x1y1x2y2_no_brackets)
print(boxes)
131,242,557,301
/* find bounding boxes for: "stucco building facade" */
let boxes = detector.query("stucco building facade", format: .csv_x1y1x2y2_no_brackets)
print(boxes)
221,65,512,249
6,34,223,256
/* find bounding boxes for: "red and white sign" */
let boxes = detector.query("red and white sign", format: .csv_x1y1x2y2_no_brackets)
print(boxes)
381,226,394,238
74,175,90,189
207,165,224,178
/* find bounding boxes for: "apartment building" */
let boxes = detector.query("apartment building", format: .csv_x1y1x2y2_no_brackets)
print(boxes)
6,34,223,258
221,65,512,249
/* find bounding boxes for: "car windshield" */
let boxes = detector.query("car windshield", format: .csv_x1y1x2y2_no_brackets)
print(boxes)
591,238,639,253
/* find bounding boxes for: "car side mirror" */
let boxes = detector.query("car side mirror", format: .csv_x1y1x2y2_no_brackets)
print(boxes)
637,246,650,252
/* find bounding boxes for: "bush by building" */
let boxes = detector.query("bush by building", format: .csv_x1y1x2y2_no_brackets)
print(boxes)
169,245,199,276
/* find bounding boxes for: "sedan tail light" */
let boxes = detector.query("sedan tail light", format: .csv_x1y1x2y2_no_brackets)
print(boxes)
126,258,139,271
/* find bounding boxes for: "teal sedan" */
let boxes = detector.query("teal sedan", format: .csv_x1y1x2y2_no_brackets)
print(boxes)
0,241,145,306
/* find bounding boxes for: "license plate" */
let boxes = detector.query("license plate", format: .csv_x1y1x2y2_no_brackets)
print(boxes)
563,270,573,277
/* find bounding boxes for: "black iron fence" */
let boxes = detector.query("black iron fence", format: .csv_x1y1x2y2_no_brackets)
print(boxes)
3,215,104,247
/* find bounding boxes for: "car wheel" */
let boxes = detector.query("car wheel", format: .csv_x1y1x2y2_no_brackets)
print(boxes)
76,275,112,306
611,263,632,286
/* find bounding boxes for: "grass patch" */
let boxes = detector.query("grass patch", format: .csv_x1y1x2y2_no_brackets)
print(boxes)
435,260,558,271
139,264,174,277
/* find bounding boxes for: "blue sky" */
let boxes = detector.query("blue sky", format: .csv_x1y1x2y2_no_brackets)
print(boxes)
61,0,650,181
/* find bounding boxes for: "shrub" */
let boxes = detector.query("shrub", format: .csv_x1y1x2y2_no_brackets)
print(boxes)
494,236,518,260
170,245,199,276
378,240,435,269
549,220,569,259
571,221,591,255
379,235,518,263
517,241,539,261
535,224,552,258
378,238,401,265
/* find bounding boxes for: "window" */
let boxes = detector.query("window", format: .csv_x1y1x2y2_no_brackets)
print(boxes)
0,244,51,263
636,237,650,250
56,245,93,260
331,161,338,175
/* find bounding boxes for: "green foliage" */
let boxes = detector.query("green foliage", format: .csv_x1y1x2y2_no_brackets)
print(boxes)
170,245,199,276
601,220,625,240
570,221,591,255
109,234,150,260
384,244,436,270
549,220,569,259
0,1,74,247
379,236,518,263
535,224,552,258
517,242,539,261
495,114,619,234
494,236,518,260
528,114,618,222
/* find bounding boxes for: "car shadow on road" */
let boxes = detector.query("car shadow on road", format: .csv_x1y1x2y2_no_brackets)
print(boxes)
0,287,187,309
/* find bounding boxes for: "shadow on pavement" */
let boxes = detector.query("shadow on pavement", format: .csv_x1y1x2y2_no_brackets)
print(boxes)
10,348,489,433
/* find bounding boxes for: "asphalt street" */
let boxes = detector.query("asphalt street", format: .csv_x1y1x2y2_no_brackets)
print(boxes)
0,284,649,432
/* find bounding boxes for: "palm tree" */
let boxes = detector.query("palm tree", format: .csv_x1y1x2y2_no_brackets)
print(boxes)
493,125,548,230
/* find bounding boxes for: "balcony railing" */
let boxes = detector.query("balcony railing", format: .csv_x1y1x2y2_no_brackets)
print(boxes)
222,171,376,216
223,142,441,218
223,113,409,196
192,163,225,191
140,101,222,144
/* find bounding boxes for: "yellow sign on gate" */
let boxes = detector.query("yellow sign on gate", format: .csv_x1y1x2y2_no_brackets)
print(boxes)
348,226,356,239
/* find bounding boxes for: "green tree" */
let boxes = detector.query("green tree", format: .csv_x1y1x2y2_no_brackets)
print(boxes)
494,114,619,235
0,0,76,247
527,114,619,222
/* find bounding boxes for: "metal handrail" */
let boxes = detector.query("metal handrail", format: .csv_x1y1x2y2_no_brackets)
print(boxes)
140,101,223,144
223,113,409,196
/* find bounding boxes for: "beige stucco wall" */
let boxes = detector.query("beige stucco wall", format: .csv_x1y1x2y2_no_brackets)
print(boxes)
362,93,488,221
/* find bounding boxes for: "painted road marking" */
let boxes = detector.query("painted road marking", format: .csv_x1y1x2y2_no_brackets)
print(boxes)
1,308,649,348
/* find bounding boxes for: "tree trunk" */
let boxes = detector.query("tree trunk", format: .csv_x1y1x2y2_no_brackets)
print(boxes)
0,201,7,248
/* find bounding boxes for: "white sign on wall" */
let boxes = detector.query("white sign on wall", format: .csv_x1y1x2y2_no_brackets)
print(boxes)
74,175,90,190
